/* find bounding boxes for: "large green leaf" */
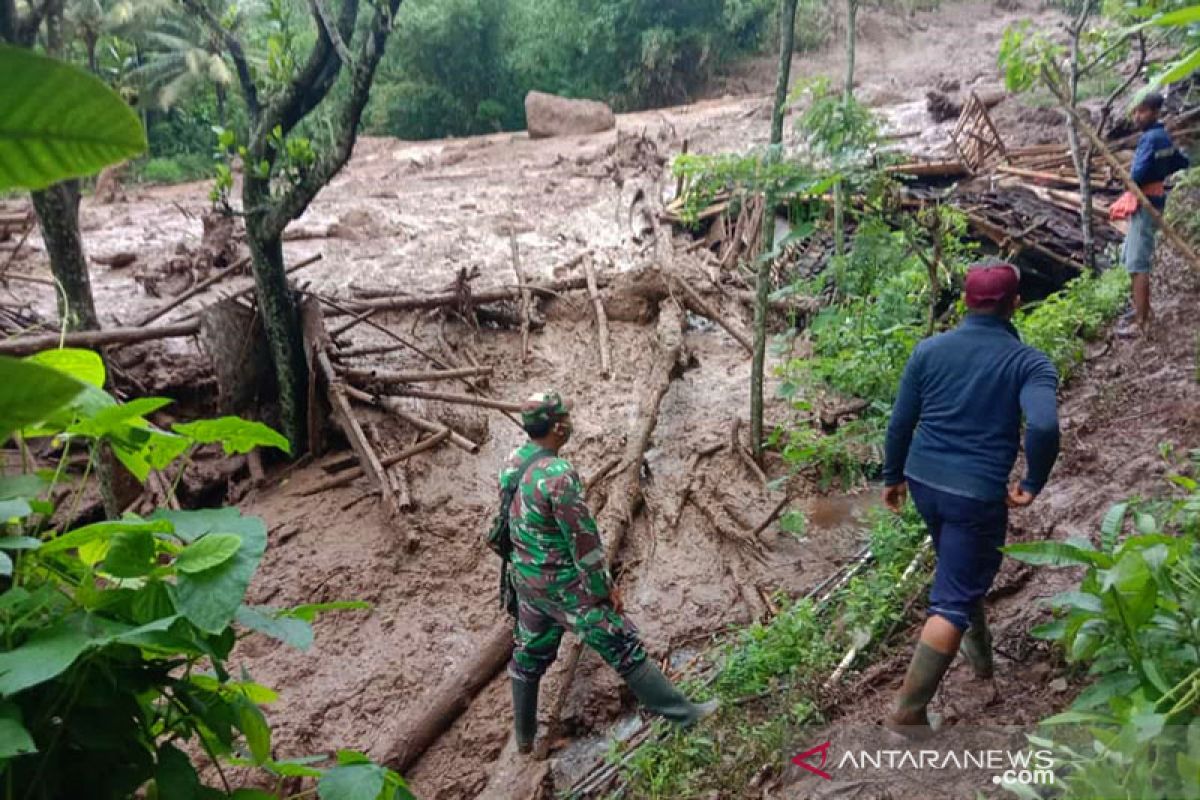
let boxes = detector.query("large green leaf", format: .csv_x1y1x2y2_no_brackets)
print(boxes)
0,356,85,440
25,348,105,388
318,763,387,800
0,46,146,191
0,701,35,758
1150,5,1200,26
1154,48,1200,89
102,529,157,578
285,601,371,623
175,533,242,574
173,417,291,456
40,517,172,555
0,620,93,696
160,509,267,633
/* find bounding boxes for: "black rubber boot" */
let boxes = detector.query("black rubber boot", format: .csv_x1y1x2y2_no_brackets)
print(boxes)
960,601,994,679
884,642,955,739
512,676,539,754
623,660,718,727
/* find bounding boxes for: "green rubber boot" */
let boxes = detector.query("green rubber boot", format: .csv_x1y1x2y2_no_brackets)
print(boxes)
884,642,954,739
512,676,539,755
623,659,718,727
960,601,994,679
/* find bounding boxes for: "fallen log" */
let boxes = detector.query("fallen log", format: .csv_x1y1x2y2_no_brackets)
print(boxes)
509,227,532,360
297,429,450,496
338,365,493,385
583,254,612,377
384,387,522,413
0,320,200,355
299,298,406,528
334,342,412,360
364,392,481,453
995,164,1107,190
333,275,602,315
884,160,969,178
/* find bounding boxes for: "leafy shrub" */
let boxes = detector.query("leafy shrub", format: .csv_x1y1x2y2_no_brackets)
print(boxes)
134,154,215,184
0,349,409,800
1016,267,1129,379
1003,454,1200,799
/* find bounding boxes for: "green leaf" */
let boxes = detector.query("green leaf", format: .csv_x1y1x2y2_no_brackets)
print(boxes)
319,763,386,800
165,509,267,633
0,537,40,551
173,417,291,456
0,46,147,191
155,743,199,800
68,396,172,439
0,356,85,440
264,756,324,778
25,348,105,388
284,601,371,623
1152,48,1200,89
0,475,49,501
233,694,271,765
0,702,35,758
0,552,12,578
1132,709,1166,742
235,605,314,651
0,498,32,521
1134,512,1158,535
1150,5,1200,27
40,517,172,555
102,529,157,578
1072,672,1140,711
1003,540,1107,568
1041,710,1118,725
1100,502,1127,551
175,533,242,574
1044,590,1103,613
0,620,93,696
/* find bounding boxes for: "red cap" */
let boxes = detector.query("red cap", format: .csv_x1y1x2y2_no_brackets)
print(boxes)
964,261,1020,309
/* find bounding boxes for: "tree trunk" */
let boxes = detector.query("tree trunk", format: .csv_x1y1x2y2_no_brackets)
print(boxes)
31,181,99,332
215,82,227,127
246,224,308,451
844,0,858,104
754,0,801,461
1064,20,1096,272
769,0,799,146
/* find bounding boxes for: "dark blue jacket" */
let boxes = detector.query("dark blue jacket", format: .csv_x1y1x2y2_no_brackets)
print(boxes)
883,314,1060,503
1130,123,1190,209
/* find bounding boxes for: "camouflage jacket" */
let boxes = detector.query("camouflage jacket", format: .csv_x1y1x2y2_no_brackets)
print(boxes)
499,442,612,606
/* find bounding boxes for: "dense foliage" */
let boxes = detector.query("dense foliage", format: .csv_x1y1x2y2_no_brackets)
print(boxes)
0,349,408,800
1003,454,1200,799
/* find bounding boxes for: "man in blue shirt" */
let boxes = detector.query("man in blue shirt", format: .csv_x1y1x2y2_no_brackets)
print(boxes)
881,260,1060,737
1120,92,1190,337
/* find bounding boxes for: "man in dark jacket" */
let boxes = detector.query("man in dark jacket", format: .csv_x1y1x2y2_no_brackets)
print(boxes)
1121,92,1190,336
881,260,1061,737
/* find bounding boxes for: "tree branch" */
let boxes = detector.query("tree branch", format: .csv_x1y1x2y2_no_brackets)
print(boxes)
261,0,401,238
1096,31,1147,138
258,0,358,142
310,0,355,72
177,0,259,119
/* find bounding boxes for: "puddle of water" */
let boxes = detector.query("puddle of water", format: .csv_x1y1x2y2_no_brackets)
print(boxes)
801,492,879,537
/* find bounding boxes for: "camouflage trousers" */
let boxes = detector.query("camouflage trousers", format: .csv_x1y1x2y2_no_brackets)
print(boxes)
508,592,647,682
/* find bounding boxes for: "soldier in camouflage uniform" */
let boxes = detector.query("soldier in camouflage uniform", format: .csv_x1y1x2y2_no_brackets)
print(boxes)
502,392,716,754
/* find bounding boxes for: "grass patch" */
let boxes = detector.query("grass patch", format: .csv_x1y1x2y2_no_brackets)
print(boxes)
612,506,929,799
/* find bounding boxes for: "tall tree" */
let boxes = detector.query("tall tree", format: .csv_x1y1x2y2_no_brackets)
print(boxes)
183,0,405,451
751,0,800,460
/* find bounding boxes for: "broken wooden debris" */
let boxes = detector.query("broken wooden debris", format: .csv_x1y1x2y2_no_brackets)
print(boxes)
299,429,450,496
949,91,1007,173
135,256,251,327
336,365,494,385
381,386,522,414
365,392,481,453
0,321,201,356
670,273,753,353
299,298,407,529
582,254,612,377
176,253,323,323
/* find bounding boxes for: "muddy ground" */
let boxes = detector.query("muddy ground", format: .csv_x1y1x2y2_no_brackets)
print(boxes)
6,1,1192,797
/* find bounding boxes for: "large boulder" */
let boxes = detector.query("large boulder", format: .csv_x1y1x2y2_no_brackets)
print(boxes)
524,91,615,139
